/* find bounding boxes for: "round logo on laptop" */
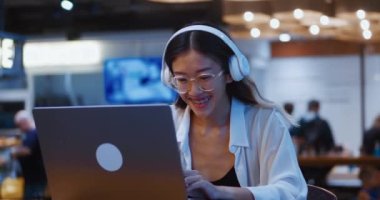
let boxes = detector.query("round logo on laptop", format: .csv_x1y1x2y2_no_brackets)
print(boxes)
95,143,123,172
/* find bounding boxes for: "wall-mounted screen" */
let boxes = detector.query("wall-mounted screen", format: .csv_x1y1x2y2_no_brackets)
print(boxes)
104,57,177,104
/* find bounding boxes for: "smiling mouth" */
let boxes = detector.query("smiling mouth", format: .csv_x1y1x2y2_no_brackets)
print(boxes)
188,97,210,108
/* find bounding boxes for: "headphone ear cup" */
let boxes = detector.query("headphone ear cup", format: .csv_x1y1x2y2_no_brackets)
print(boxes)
229,55,244,81
161,64,173,87
239,56,250,77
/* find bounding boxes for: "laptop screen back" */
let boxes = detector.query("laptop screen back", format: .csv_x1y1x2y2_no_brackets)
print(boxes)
33,105,186,200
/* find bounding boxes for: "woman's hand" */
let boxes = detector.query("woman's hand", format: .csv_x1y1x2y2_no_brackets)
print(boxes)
184,170,221,199
184,170,254,200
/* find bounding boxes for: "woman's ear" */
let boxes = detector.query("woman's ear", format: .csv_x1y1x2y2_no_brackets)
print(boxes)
226,74,233,83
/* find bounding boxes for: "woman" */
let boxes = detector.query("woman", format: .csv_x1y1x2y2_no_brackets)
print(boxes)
161,23,307,200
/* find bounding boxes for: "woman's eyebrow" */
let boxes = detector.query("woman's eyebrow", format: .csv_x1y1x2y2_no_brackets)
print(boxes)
173,67,213,75
195,67,213,73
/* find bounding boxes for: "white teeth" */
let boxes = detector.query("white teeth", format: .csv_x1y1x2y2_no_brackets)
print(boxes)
192,98,209,104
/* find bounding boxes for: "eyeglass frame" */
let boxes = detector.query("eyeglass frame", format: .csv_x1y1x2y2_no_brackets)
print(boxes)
170,70,225,94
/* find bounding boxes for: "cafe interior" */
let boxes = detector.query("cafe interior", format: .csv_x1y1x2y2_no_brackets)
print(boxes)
0,0,380,199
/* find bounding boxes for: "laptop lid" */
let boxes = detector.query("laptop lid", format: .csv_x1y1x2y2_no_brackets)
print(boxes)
33,105,186,200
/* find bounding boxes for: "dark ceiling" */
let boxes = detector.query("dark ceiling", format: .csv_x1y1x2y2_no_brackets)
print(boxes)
1,0,223,36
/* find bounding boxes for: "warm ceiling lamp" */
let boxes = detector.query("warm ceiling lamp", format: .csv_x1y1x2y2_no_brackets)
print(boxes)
223,0,271,25
222,0,273,38
148,0,211,3
335,0,380,21
268,0,334,39
335,0,380,41
271,0,332,21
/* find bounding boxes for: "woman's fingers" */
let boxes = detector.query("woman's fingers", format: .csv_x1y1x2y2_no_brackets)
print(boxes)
183,169,201,177
184,169,203,187
185,174,203,186
183,169,220,199
187,180,220,199
186,178,208,191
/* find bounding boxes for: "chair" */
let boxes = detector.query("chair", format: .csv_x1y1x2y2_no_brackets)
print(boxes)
307,184,337,200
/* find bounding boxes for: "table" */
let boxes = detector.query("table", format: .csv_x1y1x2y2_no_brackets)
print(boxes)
298,156,380,167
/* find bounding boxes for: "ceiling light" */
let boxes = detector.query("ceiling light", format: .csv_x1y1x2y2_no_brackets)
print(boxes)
243,11,254,22
269,18,280,29
224,0,380,42
250,28,261,38
279,33,291,42
320,15,330,25
362,30,372,40
309,25,320,35
293,8,304,19
61,0,74,11
2,38,14,48
336,0,380,22
2,59,14,69
223,0,271,25
360,19,370,30
23,41,102,68
1,38,15,69
356,9,366,19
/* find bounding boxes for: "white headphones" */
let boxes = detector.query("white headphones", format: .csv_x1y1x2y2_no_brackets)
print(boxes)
161,25,250,87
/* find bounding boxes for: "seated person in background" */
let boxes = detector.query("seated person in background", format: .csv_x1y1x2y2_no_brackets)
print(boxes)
283,102,296,136
13,110,48,199
358,166,380,200
163,22,307,199
283,102,302,152
294,100,335,186
296,99,335,156
283,102,294,116
362,115,380,156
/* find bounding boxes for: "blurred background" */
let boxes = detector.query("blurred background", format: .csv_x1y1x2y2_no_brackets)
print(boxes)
0,0,380,199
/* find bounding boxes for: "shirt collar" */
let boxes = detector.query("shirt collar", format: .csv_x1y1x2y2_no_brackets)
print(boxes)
176,106,191,144
229,98,250,150
176,106,192,169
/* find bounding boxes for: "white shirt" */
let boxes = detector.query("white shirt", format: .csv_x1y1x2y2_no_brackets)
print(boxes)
171,98,307,200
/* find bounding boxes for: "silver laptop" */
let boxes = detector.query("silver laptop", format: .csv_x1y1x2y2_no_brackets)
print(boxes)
33,105,187,200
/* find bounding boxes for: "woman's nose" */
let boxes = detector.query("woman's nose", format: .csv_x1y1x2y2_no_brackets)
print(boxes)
187,80,202,95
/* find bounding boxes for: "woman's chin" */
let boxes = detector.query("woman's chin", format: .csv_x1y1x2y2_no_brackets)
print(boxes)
190,103,212,117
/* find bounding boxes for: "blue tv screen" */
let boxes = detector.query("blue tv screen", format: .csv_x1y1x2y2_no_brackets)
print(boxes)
104,57,177,104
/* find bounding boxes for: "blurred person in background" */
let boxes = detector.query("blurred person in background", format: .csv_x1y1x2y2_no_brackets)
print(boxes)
297,99,335,156
283,102,294,117
295,100,335,186
357,166,380,200
362,115,380,156
283,102,302,153
13,110,47,199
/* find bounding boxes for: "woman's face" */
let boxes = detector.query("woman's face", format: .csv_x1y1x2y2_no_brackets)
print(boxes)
171,49,231,118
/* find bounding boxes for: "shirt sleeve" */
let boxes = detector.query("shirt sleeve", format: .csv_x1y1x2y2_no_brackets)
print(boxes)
23,130,38,151
247,110,308,200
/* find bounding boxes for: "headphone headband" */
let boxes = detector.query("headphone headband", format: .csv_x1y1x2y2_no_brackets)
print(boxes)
161,24,250,87
165,25,243,57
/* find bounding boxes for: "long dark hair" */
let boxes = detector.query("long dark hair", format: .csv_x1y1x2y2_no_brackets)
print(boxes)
164,23,259,109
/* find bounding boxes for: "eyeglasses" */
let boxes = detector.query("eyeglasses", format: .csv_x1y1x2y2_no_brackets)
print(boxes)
171,70,224,94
